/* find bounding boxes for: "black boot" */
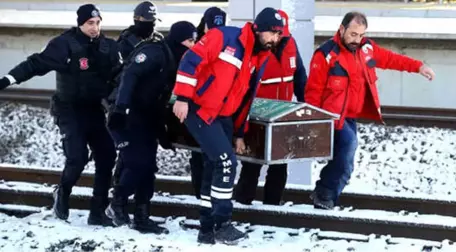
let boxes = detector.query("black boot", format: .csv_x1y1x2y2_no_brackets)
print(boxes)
131,204,169,234
197,229,215,244
214,221,247,245
310,191,334,210
105,194,130,226
88,197,114,227
53,186,70,220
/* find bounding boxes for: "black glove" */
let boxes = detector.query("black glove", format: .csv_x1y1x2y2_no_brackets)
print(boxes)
158,124,175,151
107,110,127,131
0,77,11,90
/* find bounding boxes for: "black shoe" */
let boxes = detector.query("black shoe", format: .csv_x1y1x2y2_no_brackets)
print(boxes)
214,221,247,245
88,197,114,227
131,204,169,234
105,194,130,226
197,230,215,244
53,186,70,220
310,191,334,210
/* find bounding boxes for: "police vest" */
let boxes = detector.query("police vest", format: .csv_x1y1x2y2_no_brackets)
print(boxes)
55,32,113,103
120,35,176,112
117,28,142,59
256,37,297,101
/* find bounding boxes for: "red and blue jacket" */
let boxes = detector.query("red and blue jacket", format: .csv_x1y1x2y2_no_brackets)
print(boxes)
172,22,270,136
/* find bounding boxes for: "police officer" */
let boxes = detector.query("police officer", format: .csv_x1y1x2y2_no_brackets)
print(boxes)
112,0,161,194
118,1,161,59
105,21,197,234
190,6,227,200
0,4,121,226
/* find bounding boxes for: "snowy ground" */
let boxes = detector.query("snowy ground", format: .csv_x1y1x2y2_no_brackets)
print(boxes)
0,207,453,252
1,103,456,197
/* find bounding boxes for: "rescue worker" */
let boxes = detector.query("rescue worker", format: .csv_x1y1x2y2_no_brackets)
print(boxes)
196,6,227,41
105,21,197,234
0,4,121,225
112,0,161,192
305,12,435,210
172,7,284,245
190,6,227,200
234,9,308,206
118,1,161,59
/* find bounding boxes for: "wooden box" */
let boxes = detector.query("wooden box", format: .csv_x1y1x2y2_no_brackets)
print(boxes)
166,98,339,165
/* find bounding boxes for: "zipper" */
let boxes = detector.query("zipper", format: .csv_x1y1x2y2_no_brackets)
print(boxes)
359,50,385,125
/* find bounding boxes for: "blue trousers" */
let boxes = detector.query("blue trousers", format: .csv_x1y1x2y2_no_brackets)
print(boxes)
184,110,237,232
110,111,158,204
315,118,358,203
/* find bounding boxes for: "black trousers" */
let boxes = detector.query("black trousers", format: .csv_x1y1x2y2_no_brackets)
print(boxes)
55,104,116,203
234,162,287,205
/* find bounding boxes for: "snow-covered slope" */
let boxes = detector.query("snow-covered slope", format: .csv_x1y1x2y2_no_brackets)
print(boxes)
1,103,455,197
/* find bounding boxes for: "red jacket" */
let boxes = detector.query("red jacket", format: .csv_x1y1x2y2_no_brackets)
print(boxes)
172,23,270,132
304,33,423,129
256,10,307,102
256,36,307,101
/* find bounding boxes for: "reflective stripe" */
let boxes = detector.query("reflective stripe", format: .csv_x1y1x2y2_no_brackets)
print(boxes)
200,195,211,200
260,75,294,84
211,186,233,193
211,190,233,199
4,74,16,85
282,75,294,82
218,52,242,70
201,199,212,208
176,74,197,86
326,54,332,64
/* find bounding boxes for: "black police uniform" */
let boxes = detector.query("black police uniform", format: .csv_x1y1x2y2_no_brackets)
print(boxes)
0,26,121,225
111,0,160,200
105,33,175,234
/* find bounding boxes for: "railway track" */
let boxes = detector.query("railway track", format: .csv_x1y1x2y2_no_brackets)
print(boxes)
1,164,456,242
2,88,456,129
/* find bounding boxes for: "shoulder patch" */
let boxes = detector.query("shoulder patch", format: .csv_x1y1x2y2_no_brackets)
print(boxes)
135,53,147,63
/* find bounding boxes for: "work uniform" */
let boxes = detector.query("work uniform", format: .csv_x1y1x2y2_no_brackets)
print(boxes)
235,10,308,206
106,21,197,234
305,32,424,209
190,6,227,200
0,5,122,226
173,7,282,244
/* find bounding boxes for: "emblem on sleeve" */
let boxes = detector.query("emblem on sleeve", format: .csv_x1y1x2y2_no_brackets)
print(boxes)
135,53,147,63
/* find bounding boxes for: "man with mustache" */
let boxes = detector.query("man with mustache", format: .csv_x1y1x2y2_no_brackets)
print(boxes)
172,7,283,244
305,11,435,210
234,9,308,206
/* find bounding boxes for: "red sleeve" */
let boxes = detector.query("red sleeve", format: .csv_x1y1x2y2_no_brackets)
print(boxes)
172,29,224,99
304,51,328,107
371,40,423,73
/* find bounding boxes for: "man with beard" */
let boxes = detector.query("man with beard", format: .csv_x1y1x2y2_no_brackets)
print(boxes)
234,9,308,206
118,1,161,59
305,12,435,210
105,21,197,234
172,7,283,245
190,6,226,201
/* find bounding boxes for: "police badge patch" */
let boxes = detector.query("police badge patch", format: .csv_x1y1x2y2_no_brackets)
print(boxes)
135,53,147,63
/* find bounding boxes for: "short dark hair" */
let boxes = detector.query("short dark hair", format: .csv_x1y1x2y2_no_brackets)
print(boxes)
341,12,368,29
